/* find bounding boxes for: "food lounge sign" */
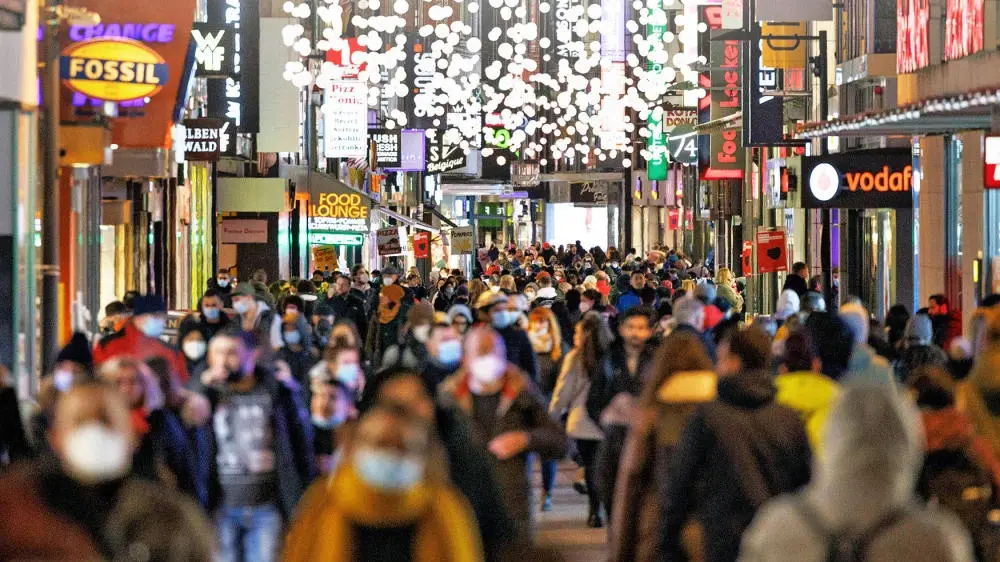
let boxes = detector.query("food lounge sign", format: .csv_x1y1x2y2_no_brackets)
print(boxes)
801,149,915,209
309,192,370,233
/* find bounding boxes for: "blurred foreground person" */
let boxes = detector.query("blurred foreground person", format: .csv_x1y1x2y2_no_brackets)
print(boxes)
0,383,212,560
609,331,715,562
283,405,484,562
93,294,189,383
739,386,974,562
194,329,315,562
439,327,568,539
661,326,812,562
364,368,516,560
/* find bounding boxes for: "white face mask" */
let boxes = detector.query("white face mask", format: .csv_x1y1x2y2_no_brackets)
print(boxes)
470,355,507,389
353,447,424,492
53,369,75,392
233,300,251,315
335,363,361,386
412,324,431,343
182,340,207,361
63,422,131,483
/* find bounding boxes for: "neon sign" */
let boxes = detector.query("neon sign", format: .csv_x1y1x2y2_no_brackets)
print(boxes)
69,23,176,44
897,0,930,73
60,38,168,102
944,0,984,61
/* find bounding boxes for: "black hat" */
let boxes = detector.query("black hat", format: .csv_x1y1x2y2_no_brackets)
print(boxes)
55,332,93,371
133,295,166,316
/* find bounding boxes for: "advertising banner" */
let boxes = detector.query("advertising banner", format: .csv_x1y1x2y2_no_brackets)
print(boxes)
450,227,473,254
897,0,930,73
377,227,406,256
220,219,268,243
387,129,427,172
370,128,402,168
945,0,984,61
59,0,197,148
412,231,430,258
801,149,914,208
756,229,788,273
324,80,368,158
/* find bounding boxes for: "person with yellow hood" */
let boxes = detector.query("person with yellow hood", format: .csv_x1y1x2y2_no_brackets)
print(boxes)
774,329,841,456
283,404,483,562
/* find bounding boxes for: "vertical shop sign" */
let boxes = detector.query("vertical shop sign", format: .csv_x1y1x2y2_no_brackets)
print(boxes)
325,37,366,78
206,0,260,133
191,23,236,77
709,24,745,173
741,240,753,277
944,0,984,61
646,0,668,181
183,118,225,161
667,209,680,230
377,227,406,256
388,129,427,172
570,181,608,207
370,128,402,168
601,0,626,62
983,136,1000,189
722,0,743,29
450,227,473,254
756,229,788,273
325,80,368,158
684,209,694,231
412,231,430,258
897,0,930,73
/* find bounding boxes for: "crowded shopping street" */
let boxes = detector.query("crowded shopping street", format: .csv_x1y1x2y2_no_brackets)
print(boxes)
3,0,1000,560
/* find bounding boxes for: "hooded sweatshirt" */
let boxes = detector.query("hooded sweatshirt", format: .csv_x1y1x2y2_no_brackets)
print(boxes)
738,387,974,562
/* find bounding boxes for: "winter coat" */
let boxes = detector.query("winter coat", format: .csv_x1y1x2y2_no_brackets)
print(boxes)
661,369,812,562
931,311,963,351
716,284,744,315
329,292,369,344
781,274,808,298
549,350,604,441
962,346,1000,466
739,387,975,562
895,344,949,384
841,343,896,387
147,408,200,500
921,407,1000,491
191,366,317,518
617,289,642,313
0,386,31,466
774,371,841,456
587,339,659,424
93,321,190,383
609,370,717,562
536,341,570,397
496,325,540,385
438,366,568,538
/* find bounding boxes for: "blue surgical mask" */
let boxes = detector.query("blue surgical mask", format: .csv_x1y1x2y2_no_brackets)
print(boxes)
435,340,463,366
217,278,230,288
492,310,516,329
233,300,250,315
335,363,361,385
353,447,424,491
139,317,165,338
312,412,347,430
202,307,220,321
284,331,302,346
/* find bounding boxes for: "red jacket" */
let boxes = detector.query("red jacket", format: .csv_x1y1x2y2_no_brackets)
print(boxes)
93,321,190,383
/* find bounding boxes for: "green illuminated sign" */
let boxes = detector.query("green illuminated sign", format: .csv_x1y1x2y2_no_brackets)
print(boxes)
309,232,365,246
647,0,668,181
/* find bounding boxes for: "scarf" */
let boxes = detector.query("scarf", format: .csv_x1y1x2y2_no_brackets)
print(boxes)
283,467,483,562
379,285,406,324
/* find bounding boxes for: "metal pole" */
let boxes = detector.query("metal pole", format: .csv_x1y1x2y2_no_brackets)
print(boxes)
40,0,62,369
818,30,835,305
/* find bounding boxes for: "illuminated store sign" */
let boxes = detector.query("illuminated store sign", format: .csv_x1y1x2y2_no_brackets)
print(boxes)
944,0,984,61
191,23,236,77
309,192,370,233
802,150,914,208
60,38,168,102
897,0,930,73
646,0,668,181
309,232,365,246
69,23,176,43
206,0,260,133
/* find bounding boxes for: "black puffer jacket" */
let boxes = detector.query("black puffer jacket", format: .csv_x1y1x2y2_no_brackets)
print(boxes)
660,369,812,562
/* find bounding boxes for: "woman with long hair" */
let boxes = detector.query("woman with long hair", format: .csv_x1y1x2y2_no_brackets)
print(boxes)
550,312,613,527
468,279,488,315
608,331,716,562
528,307,571,511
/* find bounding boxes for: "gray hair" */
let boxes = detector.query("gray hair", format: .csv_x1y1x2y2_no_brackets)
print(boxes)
673,296,705,330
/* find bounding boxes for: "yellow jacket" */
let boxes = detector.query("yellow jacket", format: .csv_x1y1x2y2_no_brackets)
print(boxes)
774,371,841,457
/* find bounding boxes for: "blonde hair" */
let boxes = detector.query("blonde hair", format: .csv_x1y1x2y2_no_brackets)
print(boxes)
681,279,697,293
500,274,516,293
528,307,564,362
716,267,736,286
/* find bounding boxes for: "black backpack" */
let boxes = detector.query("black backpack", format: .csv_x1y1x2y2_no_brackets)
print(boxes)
796,499,906,562
919,448,995,558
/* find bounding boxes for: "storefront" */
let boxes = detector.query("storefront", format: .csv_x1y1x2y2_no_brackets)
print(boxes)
801,148,915,319
539,174,624,252
307,183,371,274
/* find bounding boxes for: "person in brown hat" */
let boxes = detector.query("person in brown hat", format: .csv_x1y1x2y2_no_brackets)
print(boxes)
370,269,413,368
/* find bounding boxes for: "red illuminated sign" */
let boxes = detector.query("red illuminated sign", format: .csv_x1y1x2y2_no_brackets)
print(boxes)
756,229,788,274
897,0,930,73
945,0,984,61
984,136,1000,189
325,37,366,78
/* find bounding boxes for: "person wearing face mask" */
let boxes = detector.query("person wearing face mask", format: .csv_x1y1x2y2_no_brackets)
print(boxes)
28,334,95,456
365,369,517,561
230,283,282,350
439,327,568,539
93,294,189,384
211,268,234,307
527,307,570,512
421,322,466,389
284,405,484,562
193,289,231,340
476,292,540,385
433,278,458,312
277,312,318,391
0,383,213,560
193,329,315,562
177,320,210,379
328,274,369,347
311,343,367,403
309,378,356,475
447,304,474,336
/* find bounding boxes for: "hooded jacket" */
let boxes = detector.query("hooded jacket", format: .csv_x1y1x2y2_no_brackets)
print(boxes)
774,371,841,456
660,369,812,562
962,345,1000,464
438,366,567,538
609,370,717,562
93,321,190,383
842,343,895,387
738,387,974,562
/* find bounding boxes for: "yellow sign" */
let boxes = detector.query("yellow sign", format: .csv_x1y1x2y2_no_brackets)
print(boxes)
762,22,807,69
60,38,168,102
309,192,370,233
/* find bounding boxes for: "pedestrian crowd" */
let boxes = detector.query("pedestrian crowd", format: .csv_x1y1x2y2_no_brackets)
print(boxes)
0,240,999,562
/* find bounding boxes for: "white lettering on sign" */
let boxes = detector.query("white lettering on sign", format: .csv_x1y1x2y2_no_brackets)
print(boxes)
193,29,227,72
325,80,368,158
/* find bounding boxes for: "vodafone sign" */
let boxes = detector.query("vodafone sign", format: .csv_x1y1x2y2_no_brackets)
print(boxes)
802,149,915,209
984,136,1000,189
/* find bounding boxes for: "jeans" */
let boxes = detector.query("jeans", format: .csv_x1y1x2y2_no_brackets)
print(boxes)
541,459,558,494
216,504,282,562
576,439,602,518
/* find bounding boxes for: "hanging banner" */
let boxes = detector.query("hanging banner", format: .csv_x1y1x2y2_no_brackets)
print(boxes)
741,240,753,277
377,227,406,256
325,37,366,78
667,209,680,230
387,129,427,172
756,229,788,273
944,0,984,61
897,0,930,73
450,226,473,254
762,22,808,69
205,0,260,133
412,231,430,258
191,23,237,77
427,131,468,174
325,80,368,158
370,128,402,168
984,135,1000,189
646,0,669,181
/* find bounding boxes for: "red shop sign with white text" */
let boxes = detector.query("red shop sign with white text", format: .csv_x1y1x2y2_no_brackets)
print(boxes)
756,229,788,274
984,136,1000,189
945,0,984,61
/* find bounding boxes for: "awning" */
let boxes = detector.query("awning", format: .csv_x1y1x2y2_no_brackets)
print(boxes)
373,206,440,234
797,87,1000,138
